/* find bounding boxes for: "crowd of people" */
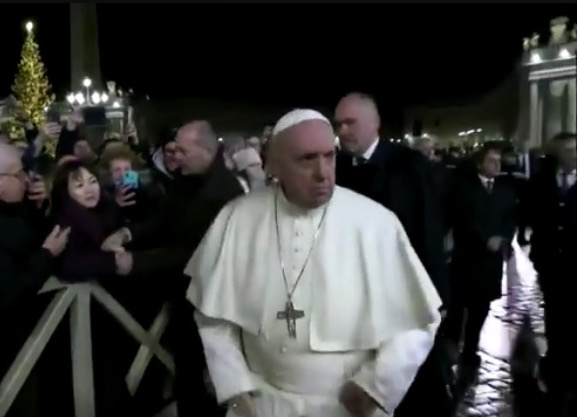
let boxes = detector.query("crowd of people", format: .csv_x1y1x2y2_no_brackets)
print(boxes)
0,91,576,417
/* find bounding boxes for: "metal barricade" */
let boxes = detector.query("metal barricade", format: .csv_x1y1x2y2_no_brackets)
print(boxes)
0,277,174,417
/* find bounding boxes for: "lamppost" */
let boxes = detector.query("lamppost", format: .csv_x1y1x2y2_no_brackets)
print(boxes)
63,79,127,134
74,92,85,106
66,76,111,108
82,77,92,104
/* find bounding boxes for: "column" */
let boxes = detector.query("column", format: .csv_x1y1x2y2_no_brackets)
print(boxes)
546,80,565,140
70,3,102,91
537,94,544,148
568,79,577,132
529,81,540,148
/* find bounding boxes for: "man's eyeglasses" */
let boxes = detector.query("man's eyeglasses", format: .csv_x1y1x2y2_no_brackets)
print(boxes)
0,169,27,181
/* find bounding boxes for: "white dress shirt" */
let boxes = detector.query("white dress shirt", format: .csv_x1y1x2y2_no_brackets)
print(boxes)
353,138,379,166
557,169,576,189
478,175,495,191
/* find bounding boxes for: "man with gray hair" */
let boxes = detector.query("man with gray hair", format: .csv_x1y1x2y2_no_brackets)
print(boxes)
101,120,245,416
185,109,442,417
0,142,69,416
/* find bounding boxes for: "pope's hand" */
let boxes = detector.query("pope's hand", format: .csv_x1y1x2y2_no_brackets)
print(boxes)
101,228,130,252
339,381,378,417
228,393,257,417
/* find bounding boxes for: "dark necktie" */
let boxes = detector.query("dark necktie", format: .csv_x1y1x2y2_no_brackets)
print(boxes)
486,180,494,193
355,157,368,166
561,173,570,195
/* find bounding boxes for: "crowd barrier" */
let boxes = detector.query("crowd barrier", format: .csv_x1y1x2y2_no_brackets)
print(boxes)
0,277,175,417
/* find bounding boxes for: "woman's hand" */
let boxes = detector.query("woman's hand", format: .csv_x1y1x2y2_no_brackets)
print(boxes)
115,185,136,207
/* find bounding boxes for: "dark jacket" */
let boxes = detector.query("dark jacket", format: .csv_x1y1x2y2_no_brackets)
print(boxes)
55,198,123,282
125,149,246,416
450,172,517,301
526,157,577,277
0,201,54,374
128,150,244,290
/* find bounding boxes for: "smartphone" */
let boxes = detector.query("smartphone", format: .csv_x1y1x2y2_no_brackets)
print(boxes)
121,170,139,189
46,109,60,124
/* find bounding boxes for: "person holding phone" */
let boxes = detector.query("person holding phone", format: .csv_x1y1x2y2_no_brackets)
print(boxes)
0,143,69,417
99,146,162,225
100,147,141,206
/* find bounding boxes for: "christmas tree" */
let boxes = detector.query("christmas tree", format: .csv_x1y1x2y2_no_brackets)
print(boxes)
11,21,52,126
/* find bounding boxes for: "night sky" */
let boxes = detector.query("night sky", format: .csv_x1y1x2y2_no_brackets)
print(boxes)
0,5,575,110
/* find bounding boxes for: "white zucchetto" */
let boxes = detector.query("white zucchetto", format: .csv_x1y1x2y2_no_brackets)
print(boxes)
272,109,332,138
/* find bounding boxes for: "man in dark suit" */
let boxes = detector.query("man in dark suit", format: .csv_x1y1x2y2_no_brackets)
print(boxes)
102,121,245,417
444,143,517,393
334,92,451,417
524,132,577,414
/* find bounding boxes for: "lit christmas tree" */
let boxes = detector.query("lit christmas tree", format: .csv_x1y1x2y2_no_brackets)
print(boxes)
11,21,52,126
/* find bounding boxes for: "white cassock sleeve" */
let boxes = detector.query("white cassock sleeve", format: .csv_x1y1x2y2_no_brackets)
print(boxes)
194,311,257,404
352,321,440,414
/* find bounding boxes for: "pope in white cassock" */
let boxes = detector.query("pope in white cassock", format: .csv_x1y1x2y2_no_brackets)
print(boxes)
184,109,443,417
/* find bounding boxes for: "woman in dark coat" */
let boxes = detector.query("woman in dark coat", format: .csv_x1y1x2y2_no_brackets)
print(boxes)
47,160,132,417
51,160,122,282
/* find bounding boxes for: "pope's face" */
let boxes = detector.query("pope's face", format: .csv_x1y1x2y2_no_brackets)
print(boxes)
271,120,336,209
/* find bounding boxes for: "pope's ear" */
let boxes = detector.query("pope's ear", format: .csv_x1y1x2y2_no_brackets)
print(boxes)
265,159,280,178
264,144,280,178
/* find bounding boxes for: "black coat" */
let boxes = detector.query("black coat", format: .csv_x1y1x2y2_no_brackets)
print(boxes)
55,198,122,283
336,140,449,304
0,202,53,375
127,150,244,416
128,150,244,288
525,157,577,278
450,173,517,302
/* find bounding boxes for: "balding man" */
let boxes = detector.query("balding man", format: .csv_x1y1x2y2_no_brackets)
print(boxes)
0,143,69,416
102,120,244,415
185,109,442,417
335,93,452,416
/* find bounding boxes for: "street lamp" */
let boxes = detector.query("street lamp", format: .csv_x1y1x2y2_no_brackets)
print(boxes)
100,93,109,103
91,91,101,105
66,93,76,105
25,21,34,32
82,77,92,104
82,77,92,89
75,92,85,106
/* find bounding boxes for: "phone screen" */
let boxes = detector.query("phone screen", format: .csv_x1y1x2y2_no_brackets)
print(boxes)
121,170,139,189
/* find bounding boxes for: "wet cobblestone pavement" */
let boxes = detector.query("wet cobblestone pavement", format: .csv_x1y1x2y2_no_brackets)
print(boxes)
455,248,544,417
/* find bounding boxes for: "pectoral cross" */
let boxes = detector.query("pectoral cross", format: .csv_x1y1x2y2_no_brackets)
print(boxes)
277,301,305,339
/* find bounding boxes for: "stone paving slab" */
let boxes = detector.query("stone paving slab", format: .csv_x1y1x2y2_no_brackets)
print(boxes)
456,252,544,417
